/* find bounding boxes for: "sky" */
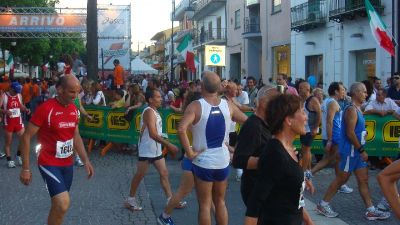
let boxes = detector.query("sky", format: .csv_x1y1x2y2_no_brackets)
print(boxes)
57,0,180,50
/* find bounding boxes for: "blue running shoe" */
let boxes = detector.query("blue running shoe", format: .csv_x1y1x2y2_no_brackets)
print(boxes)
157,214,175,225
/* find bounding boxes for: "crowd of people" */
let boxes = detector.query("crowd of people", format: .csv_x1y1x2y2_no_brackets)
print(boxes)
2,57,400,225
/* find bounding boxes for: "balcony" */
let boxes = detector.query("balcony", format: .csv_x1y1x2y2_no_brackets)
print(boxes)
291,0,327,32
155,44,165,53
193,28,227,48
329,0,384,22
243,16,261,38
192,0,226,20
246,0,260,7
172,0,195,21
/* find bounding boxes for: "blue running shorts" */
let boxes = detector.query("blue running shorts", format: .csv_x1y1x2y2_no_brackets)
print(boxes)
39,165,73,197
192,164,229,182
339,153,367,173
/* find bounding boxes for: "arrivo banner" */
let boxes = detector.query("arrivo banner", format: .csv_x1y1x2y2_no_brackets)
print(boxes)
80,106,400,157
0,14,86,32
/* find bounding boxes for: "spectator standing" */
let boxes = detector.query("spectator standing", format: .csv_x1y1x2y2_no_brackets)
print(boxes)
91,82,107,106
276,74,298,96
364,88,398,116
113,59,124,89
246,76,258,108
235,83,249,105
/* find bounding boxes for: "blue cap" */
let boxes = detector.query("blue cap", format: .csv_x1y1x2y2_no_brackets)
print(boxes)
11,82,22,93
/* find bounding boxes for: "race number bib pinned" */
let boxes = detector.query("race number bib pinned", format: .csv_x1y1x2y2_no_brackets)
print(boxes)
56,139,74,158
361,131,367,145
9,108,21,118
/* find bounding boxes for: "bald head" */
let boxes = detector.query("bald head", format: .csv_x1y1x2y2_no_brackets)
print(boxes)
202,71,221,94
349,82,365,97
57,74,80,89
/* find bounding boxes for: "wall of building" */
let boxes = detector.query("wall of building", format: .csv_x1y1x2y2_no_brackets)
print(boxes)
291,0,393,89
265,0,291,83
226,0,244,81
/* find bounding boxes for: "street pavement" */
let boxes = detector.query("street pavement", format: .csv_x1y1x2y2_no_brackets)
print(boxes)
0,135,399,225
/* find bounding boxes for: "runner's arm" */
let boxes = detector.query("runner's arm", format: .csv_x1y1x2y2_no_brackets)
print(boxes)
19,122,40,185
326,101,337,142
178,102,198,159
144,108,176,151
230,101,248,125
73,126,94,178
344,107,362,149
310,97,322,134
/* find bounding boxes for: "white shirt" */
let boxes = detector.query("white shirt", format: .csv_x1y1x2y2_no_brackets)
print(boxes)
57,62,65,73
241,78,247,88
138,107,162,158
235,91,249,105
191,98,231,169
364,98,398,112
92,91,106,106
141,79,148,92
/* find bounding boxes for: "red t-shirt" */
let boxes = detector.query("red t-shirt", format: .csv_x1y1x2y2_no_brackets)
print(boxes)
3,93,23,126
170,98,182,108
30,98,79,166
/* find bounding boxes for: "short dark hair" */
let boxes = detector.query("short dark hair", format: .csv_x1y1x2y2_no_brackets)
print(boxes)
266,94,302,134
113,59,120,64
247,76,256,82
328,82,342,96
145,89,159,102
278,74,288,81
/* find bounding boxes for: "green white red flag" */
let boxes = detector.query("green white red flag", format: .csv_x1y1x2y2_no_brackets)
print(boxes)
177,34,196,73
365,0,395,56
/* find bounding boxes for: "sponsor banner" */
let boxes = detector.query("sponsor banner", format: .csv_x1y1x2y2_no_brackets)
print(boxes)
97,5,130,38
79,107,399,157
98,39,130,70
0,14,86,33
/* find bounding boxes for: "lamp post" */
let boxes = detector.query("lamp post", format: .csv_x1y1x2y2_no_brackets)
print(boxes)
171,0,175,82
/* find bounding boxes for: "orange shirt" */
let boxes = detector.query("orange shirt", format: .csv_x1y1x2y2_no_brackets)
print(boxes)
114,64,124,86
32,84,40,97
22,83,32,104
41,81,48,93
0,81,10,92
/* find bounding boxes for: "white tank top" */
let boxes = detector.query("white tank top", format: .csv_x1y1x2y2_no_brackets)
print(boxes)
138,107,162,158
191,98,232,169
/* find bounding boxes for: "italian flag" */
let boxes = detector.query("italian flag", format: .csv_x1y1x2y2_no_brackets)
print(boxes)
365,0,395,56
177,34,196,73
6,53,14,74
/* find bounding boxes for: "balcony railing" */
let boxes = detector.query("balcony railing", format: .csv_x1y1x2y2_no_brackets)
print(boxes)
193,0,226,19
291,0,327,32
193,28,227,46
243,16,260,34
329,0,383,22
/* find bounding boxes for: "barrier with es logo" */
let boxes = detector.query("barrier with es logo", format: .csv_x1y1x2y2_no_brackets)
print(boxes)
79,106,399,157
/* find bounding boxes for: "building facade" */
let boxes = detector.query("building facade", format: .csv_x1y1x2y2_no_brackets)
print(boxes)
291,0,392,89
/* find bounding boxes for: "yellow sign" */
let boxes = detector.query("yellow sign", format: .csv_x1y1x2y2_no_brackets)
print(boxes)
166,114,182,134
205,45,226,66
383,120,400,142
365,120,376,142
135,114,141,131
107,112,130,130
84,110,104,128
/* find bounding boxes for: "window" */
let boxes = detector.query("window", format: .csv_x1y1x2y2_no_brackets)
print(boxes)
235,10,241,29
272,0,282,13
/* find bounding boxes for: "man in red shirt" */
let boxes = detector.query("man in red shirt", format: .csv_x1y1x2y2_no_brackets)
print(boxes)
19,75,94,225
0,81,30,167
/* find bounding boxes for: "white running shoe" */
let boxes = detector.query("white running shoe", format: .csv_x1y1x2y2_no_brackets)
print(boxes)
16,156,23,166
7,160,16,168
124,198,143,211
0,152,5,158
377,198,391,211
316,203,339,218
365,208,391,220
338,184,353,194
166,197,187,209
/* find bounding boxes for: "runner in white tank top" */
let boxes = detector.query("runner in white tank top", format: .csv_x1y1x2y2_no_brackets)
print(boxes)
138,106,162,158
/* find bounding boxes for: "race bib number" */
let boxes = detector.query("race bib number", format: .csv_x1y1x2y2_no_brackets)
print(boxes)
361,130,367,145
9,108,21,118
56,139,74,158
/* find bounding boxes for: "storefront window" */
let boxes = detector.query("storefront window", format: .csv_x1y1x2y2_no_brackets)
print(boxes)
356,49,376,82
273,45,290,77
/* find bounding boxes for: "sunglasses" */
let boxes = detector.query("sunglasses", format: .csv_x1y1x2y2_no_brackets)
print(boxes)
394,77,400,80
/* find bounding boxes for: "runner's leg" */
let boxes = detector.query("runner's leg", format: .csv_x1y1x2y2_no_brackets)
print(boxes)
194,176,213,225
153,157,173,198
48,191,70,225
164,171,194,215
212,179,228,225
129,160,150,197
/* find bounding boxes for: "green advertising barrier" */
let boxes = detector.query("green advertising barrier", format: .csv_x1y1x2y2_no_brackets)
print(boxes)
79,106,399,157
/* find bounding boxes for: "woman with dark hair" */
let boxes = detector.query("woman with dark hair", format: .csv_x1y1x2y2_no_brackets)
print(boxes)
245,94,314,225
170,88,188,113
63,54,73,75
